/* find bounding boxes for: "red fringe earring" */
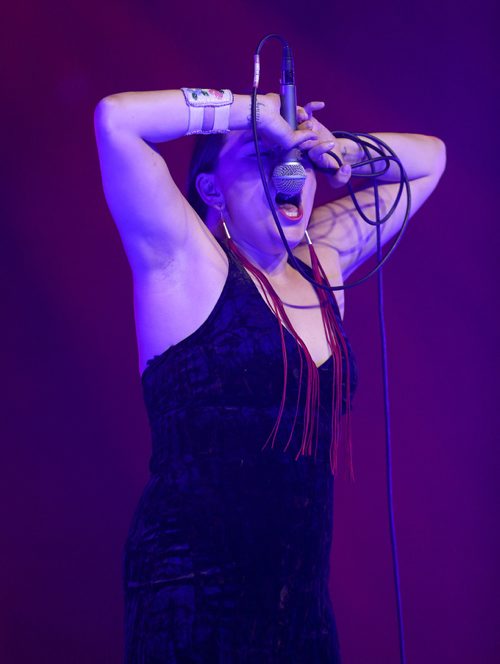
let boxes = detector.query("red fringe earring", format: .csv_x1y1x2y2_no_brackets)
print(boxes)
226,236,319,461
220,213,303,456
221,212,352,478
305,231,353,479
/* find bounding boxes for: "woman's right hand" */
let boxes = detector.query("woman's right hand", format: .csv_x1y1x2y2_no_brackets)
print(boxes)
256,93,319,150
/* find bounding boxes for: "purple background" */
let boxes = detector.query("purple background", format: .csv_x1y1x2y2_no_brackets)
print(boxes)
2,0,498,662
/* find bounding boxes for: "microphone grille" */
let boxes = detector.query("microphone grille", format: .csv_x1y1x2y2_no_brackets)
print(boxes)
272,161,306,196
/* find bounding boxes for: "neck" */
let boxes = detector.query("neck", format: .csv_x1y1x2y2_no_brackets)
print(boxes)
205,208,304,277
228,236,290,278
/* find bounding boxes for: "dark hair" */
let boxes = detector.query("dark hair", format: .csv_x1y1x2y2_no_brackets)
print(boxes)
186,133,227,222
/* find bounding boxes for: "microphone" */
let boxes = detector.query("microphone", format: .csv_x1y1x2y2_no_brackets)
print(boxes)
272,45,306,198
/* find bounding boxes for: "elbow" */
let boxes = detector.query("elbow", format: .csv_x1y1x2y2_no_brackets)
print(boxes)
431,136,447,178
94,96,121,131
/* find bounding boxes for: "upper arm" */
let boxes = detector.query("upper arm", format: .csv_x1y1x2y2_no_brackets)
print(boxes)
308,159,446,281
93,98,207,273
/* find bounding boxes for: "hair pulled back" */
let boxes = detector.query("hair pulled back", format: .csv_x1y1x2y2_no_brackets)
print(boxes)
186,133,226,223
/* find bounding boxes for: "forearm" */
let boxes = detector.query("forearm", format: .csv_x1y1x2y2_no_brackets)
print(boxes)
342,132,447,182
94,89,259,141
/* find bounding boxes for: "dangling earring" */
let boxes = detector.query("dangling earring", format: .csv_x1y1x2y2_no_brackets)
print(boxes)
220,207,354,478
217,204,231,239
303,228,354,479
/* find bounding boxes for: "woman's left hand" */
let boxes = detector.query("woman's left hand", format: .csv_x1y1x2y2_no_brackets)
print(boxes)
296,101,361,189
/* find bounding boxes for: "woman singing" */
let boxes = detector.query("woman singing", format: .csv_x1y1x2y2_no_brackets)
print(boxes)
94,87,446,662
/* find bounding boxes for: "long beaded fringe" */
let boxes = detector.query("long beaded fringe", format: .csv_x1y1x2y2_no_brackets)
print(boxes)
226,237,353,479
307,242,353,480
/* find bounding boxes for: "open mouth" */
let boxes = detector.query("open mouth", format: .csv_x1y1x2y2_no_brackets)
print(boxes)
274,192,303,221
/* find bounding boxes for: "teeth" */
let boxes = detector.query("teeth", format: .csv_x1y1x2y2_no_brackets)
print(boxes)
278,203,300,218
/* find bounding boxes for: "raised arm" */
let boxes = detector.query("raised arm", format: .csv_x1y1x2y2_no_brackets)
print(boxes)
306,131,447,280
93,90,254,274
94,89,317,276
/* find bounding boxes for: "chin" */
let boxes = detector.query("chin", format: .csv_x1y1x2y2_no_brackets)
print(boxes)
270,215,310,251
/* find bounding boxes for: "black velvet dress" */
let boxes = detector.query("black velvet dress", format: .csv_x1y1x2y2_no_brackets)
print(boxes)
123,239,358,663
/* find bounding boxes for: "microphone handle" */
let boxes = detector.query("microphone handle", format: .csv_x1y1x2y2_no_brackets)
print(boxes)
280,83,301,163
280,82,297,129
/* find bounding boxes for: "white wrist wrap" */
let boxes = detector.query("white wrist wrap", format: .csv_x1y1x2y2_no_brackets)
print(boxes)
181,88,233,135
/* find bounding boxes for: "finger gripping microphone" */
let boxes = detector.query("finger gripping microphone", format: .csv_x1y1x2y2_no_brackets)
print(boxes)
272,45,306,198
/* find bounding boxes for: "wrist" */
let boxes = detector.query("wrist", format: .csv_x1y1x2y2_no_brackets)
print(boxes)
181,88,234,135
229,94,268,131
339,138,365,164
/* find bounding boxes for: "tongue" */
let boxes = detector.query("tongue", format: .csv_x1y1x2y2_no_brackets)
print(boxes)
278,203,298,213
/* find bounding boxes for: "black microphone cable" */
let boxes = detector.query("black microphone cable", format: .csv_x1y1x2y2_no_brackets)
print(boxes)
249,33,409,664
251,34,411,293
